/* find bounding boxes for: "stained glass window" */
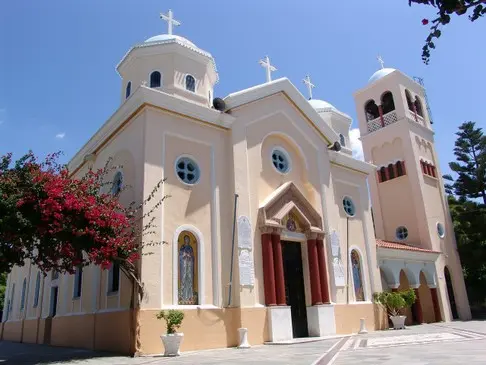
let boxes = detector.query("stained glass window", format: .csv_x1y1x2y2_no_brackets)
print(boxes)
351,250,365,301
396,226,408,240
178,231,198,305
112,171,123,196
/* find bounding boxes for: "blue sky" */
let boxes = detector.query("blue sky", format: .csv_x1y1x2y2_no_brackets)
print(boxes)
0,1,485,177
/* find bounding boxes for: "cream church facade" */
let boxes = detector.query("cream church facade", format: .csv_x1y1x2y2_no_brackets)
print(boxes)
1,10,471,355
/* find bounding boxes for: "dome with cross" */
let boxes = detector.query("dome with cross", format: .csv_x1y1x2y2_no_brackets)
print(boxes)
369,68,396,84
308,98,337,113
145,34,197,48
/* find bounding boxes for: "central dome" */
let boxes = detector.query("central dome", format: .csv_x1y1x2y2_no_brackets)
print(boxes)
144,34,197,48
369,68,396,83
308,98,336,112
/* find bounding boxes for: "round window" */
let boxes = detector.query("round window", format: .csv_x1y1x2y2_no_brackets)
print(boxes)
175,156,200,185
111,171,123,196
437,222,445,238
396,226,408,241
271,148,290,174
342,196,356,217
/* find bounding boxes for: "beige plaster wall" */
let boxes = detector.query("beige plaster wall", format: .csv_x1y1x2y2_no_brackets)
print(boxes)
334,303,378,334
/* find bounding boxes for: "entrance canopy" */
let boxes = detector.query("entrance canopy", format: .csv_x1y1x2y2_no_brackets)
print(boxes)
257,182,323,235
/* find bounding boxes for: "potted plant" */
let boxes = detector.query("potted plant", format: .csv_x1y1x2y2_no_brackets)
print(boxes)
373,289,416,330
156,309,185,356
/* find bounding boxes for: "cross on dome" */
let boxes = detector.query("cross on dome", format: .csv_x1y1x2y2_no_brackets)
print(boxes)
303,75,315,100
160,9,181,35
377,55,385,69
259,56,277,83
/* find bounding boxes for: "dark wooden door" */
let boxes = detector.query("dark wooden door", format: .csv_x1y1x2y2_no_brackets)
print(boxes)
445,267,459,319
282,241,309,338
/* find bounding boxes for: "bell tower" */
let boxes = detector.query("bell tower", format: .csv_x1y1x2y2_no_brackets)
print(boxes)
353,61,471,320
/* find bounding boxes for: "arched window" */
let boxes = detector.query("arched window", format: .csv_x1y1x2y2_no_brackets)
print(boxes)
8,284,15,319
380,166,387,182
20,278,27,310
112,171,123,196
388,163,395,179
444,267,458,319
414,96,424,117
381,91,395,114
185,75,196,92
73,267,83,298
364,100,380,121
33,272,41,307
178,231,199,305
339,134,346,147
351,250,365,301
396,161,403,177
405,90,414,112
420,160,426,174
150,71,161,88
125,81,131,99
108,262,120,293
431,165,436,177
208,90,212,106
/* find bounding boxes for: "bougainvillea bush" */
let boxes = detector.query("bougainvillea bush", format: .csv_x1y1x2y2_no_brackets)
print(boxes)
0,151,160,276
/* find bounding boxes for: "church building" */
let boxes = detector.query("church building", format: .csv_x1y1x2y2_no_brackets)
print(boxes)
1,10,471,355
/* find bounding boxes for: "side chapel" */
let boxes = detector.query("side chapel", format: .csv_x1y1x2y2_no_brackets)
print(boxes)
1,10,471,354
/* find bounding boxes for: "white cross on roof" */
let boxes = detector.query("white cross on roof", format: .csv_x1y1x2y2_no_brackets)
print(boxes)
303,75,315,100
259,56,277,83
377,55,385,69
160,9,181,35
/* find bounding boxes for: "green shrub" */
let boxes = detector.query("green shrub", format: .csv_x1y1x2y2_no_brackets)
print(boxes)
373,289,416,317
156,310,185,334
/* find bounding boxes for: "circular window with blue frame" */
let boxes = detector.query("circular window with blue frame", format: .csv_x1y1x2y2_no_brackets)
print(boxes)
271,147,291,174
437,222,445,238
396,226,409,241
342,196,356,217
175,156,200,185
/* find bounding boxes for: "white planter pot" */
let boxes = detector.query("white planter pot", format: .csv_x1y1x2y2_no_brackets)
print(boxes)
390,315,406,330
160,333,184,356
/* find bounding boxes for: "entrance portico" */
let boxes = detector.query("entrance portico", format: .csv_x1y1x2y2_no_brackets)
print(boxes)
258,182,336,341
378,240,442,324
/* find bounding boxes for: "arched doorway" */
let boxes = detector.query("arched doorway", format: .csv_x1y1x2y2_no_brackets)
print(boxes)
444,267,458,319
398,270,415,325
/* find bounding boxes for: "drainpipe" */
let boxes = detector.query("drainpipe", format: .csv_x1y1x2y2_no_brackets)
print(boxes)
227,194,239,307
346,217,350,304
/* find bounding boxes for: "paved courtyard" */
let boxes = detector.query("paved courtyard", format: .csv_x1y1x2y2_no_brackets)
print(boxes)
1,321,486,364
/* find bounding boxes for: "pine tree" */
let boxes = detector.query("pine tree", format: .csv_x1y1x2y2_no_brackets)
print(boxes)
444,121,486,205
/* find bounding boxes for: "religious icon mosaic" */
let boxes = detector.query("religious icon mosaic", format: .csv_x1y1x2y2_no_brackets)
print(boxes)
178,231,198,305
283,212,302,233
351,250,365,301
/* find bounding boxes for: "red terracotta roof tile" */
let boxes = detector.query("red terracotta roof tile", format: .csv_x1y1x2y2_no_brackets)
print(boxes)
376,239,440,254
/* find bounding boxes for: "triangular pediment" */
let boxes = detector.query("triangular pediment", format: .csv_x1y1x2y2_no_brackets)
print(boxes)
258,182,323,233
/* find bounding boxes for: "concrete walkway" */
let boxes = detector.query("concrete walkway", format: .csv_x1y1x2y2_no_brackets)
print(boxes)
1,321,486,364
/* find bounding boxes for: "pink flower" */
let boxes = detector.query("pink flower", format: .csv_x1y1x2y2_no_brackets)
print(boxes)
422,19,429,25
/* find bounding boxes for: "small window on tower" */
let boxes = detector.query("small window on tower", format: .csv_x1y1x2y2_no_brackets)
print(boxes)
380,166,387,182
414,96,424,117
405,90,414,112
396,161,403,177
396,226,408,241
185,75,196,92
388,163,395,179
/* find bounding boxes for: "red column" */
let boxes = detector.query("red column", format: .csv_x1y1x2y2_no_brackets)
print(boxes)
402,161,407,175
261,233,276,306
307,238,323,305
378,105,385,127
430,288,442,322
272,233,286,306
317,238,331,304
412,288,424,324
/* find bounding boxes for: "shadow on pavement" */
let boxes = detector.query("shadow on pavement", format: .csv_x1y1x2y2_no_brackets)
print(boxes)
0,341,125,365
